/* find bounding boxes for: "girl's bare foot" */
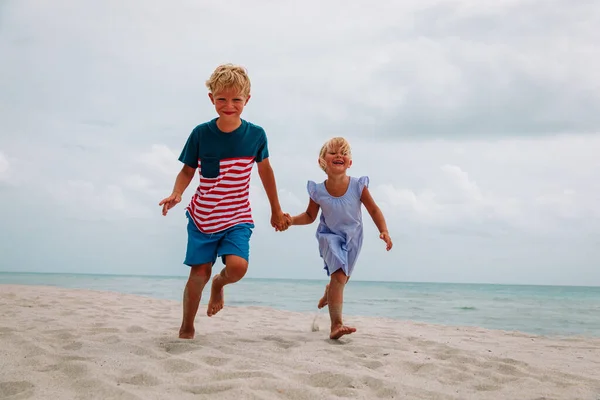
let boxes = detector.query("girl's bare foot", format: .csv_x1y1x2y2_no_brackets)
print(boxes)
178,325,195,339
317,284,329,309
207,276,224,317
330,324,356,340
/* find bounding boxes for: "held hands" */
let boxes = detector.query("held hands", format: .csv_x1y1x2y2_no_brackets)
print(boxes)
271,211,292,232
380,231,393,251
159,192,182,216
284,213,292,229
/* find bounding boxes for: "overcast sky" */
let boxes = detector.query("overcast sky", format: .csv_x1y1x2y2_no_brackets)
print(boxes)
1,0,599,286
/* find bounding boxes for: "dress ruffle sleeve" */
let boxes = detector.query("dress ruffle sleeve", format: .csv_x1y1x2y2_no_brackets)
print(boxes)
357,176,369,197
307,180,318,202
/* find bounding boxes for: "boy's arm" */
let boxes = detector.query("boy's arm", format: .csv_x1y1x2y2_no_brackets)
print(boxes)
256,158,286,229
172,165,196,197
290,199,320,226
159,165,196,216
360,187,393,250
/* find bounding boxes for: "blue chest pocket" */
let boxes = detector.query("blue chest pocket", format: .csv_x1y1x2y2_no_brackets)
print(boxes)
200,156,220,178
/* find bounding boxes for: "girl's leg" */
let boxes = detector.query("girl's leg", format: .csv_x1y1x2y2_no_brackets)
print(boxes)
327,270,356,340
318,284,329,309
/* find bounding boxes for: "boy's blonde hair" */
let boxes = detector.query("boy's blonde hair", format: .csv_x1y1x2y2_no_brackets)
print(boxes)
318,137,352,171
205,63,251,97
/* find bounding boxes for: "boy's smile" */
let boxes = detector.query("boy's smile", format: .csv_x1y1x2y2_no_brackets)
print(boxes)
209,87,250,124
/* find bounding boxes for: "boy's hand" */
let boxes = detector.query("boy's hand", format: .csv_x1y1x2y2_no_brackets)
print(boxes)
380,231,393,251
277,213,292,231
271,210,289,232
159,192,182,216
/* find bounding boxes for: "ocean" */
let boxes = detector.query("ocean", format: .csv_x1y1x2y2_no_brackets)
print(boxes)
1,271,599,337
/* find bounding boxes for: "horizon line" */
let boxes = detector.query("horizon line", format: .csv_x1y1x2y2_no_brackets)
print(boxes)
0,270,598,289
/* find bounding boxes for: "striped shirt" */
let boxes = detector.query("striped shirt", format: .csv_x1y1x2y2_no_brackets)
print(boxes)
178,119,269,234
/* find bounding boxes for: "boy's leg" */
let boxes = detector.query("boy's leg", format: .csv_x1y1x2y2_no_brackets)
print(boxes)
207,255,248,316
207,224,252,317
328,270,356,340
180,213,220,338
179,263,212,339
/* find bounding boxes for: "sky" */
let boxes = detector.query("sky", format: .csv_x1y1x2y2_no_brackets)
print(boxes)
1,0,599,286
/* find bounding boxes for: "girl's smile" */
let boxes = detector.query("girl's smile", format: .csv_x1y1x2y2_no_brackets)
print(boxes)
324,150,352,173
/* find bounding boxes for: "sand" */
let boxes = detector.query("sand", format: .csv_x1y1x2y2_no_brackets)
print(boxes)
0,284,599,400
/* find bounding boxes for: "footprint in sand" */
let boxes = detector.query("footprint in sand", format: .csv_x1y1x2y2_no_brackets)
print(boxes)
361,376,398,398
0,381,35,398
202,356,230,367
303,372,354,389
161,359,201,373
182,383,236,396
211,370,276,382
261,335,298,350
56,360,89,377
127,344,162,359
126,325,147,333
473,383,501,392
117,373,161,387
97,334,121,344
362,360,385,370
70,379,141,399
300,372,397,399
159,340,203,355
63,341,83,351
44,329,76,341
94,327,121,334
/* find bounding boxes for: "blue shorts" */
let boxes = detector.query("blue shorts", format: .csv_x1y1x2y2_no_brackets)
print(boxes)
184,212,253,266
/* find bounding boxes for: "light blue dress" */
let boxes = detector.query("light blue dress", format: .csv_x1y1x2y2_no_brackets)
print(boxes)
307,176,369,277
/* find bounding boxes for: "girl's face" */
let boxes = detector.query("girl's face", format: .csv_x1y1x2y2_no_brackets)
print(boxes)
322,146,352,175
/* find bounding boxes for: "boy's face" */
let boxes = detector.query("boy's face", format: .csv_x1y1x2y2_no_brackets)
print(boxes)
209,87,250,122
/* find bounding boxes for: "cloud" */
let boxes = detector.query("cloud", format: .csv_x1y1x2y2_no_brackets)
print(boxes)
373,164,521,233
46,180,152,220
137,145,181,176
346,0,600,137
122,174,153,193
1,0,599,142
373,156,599,238
0,151,9,181
1,0,600,285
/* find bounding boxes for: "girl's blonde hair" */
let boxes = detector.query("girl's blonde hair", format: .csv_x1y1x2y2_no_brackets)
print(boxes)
205,63,251,97
318,137,352,171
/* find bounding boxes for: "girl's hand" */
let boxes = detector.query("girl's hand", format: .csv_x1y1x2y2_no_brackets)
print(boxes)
271,210,290,231
284,213,293,227
379,231,393,251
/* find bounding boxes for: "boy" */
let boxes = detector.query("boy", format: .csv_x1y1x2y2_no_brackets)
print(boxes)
159,64,289,339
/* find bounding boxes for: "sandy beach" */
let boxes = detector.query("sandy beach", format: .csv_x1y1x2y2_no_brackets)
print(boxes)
1,284,599,400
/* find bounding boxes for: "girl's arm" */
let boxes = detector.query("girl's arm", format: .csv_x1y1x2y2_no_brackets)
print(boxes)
290,198,320,226
360,187,393,250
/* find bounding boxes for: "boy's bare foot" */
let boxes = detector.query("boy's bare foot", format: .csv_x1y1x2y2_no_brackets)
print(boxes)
178,325,195,339
318,284,329,309
207,275,224,317
330,324,356,340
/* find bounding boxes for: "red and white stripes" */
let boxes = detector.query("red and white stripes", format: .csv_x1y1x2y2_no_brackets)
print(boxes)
187,157,255,233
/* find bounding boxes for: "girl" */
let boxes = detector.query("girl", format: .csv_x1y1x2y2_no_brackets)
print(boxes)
288,137,393,340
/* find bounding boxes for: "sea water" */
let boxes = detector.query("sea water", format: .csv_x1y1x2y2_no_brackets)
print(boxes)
1,272,599,337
